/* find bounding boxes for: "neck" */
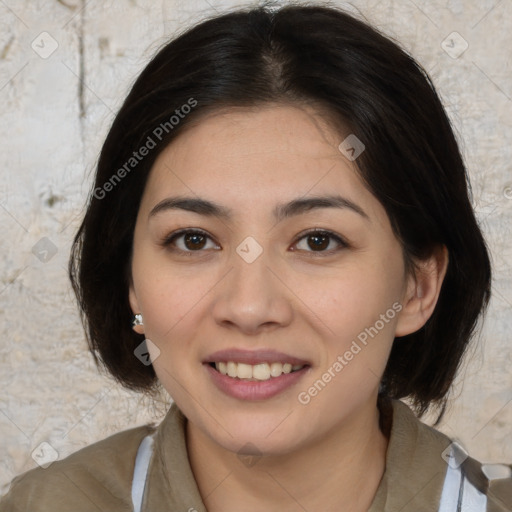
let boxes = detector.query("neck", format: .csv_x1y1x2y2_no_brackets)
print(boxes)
186,397,389,512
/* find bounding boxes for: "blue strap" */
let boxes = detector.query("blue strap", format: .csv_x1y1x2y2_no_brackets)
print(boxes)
438,442,487,512
131,434,155,512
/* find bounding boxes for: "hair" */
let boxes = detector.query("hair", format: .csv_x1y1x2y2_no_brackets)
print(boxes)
69,1,491,421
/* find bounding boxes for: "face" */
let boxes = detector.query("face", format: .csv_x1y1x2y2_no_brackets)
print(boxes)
129,103,412,456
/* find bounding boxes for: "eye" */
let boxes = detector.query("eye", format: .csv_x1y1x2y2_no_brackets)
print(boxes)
161,228,348,256
162,229,219,253
292,229,348,254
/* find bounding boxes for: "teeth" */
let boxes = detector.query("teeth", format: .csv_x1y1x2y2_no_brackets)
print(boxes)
253,363,270,380
214,361,305,380
237,363,253,379
227,361,237,378
270,362,283,377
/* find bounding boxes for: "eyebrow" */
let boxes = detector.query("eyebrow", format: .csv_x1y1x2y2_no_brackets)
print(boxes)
149,194,370,222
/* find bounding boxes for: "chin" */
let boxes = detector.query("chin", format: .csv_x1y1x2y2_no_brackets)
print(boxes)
202,411,310,456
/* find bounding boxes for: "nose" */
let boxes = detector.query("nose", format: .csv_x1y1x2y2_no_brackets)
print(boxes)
211,242,294,335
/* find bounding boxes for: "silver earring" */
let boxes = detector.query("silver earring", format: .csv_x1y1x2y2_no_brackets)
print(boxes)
132,313,143,327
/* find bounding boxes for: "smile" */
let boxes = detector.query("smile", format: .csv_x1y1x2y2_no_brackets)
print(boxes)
211,361,306,381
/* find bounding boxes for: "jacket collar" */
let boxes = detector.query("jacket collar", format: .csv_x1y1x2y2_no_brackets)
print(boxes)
369,398,451,511
143,398,452,511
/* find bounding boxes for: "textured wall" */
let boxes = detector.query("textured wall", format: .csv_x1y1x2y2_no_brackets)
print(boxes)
0,0,511,494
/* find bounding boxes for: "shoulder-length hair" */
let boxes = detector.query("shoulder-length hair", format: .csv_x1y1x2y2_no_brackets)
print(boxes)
69,2,491,420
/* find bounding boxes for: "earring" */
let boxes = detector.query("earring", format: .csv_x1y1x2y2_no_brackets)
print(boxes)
132,313,143,327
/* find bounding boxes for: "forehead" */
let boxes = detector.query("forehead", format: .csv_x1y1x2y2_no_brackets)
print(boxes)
141,104,380,220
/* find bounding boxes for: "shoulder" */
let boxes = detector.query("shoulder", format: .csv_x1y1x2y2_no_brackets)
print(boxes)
389,399,512,512
459,454,512,512
0,423,156,512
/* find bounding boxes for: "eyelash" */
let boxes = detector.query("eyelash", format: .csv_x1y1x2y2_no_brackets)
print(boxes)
160,228,349,257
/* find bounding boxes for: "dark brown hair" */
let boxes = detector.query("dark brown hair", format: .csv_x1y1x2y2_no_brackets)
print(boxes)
69,2,492,420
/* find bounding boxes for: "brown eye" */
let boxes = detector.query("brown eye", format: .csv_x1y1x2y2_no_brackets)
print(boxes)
293,230,347,254
306,233,330,251
162,229,219,253
183,232,207,250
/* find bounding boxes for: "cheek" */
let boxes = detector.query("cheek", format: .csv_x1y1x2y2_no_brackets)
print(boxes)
131,253,215,350
296,254,404,393
134,270,212,398
301,259,403,337
297,272,401,412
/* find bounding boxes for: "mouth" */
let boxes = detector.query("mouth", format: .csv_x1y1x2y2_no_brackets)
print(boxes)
208,361,307,381
203,349,311,400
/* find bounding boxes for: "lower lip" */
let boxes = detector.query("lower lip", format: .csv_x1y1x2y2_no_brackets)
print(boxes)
204,363,310,401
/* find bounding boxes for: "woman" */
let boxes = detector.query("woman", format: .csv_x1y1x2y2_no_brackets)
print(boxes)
1,2,510,511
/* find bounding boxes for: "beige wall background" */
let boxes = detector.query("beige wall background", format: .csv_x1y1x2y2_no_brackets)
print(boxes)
0,0,511,493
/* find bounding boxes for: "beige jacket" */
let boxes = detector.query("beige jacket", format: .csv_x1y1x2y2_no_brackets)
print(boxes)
1,398,511,511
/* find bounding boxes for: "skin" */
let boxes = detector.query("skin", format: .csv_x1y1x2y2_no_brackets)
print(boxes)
129,103,448,511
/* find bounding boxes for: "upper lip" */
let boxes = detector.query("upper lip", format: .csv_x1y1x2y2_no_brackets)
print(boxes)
204,348,310,366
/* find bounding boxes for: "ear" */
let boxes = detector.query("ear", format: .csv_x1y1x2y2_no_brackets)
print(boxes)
129,283,145,335
395,245,449,337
